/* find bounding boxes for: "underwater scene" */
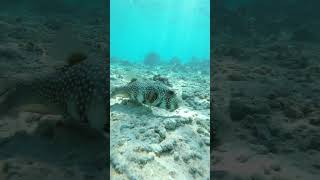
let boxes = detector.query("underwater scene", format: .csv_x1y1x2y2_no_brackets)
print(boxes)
212,0,320,179
0,1,108,180
110,0,210,179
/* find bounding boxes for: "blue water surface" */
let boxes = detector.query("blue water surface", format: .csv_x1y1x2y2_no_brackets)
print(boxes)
111,0,210,63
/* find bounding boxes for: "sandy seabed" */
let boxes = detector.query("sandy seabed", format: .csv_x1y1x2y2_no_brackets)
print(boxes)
110,61,210,180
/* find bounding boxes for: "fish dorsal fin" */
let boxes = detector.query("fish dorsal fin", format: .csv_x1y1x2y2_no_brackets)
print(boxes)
66,52,88,66
130,78,138,83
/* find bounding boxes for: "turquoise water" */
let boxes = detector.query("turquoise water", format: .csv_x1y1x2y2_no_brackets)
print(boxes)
111,0,210,63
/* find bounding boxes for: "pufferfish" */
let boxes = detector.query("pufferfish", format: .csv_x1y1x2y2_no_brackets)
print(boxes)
0,59,108,136
111,79,179,112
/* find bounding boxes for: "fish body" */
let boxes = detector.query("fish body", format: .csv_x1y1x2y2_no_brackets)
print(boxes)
112,79,179,111
0,59,108,135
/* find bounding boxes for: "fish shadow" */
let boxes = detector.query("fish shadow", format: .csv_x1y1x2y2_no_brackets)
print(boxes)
111,102,181,119
111,101,153,115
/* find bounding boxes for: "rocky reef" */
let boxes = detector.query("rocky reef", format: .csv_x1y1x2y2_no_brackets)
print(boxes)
212,0,320,179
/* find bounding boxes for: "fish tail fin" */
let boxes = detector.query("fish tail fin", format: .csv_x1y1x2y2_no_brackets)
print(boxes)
111,86,129,98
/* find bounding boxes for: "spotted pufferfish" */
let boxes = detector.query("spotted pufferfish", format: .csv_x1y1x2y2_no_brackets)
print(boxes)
0,59,108,136
111,79,179,112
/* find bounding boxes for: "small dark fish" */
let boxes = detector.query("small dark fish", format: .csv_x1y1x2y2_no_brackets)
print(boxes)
111,79,179,112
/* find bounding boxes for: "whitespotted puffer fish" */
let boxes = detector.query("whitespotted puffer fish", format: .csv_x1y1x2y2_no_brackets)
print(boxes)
111,79,179,112
0,59,108,136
